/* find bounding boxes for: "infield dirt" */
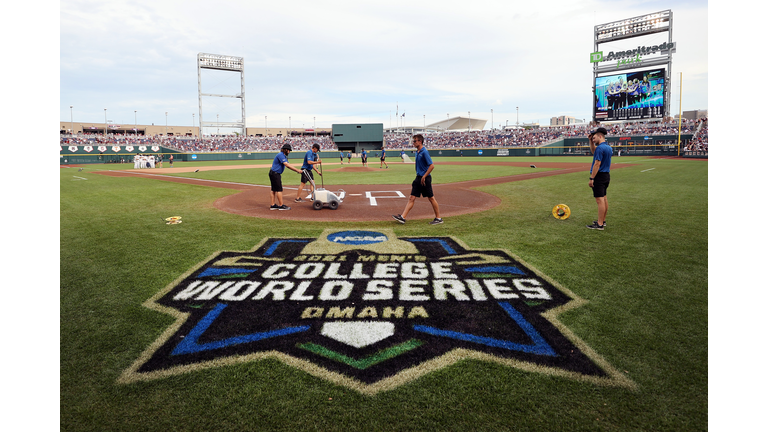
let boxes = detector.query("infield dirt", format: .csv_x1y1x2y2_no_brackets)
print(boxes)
100,161,634,222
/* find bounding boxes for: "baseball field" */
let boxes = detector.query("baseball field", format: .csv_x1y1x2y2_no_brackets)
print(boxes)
60,155,707,431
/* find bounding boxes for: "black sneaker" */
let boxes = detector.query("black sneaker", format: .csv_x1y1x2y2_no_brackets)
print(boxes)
392,214,406,224
586,222,604,230
278,205,291,211
270,204,279,210
429,218,444,225
593,220,607,227
294,198,304,203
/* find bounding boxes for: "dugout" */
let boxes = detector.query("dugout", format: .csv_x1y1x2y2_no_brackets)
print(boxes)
547,134,695,156
331,123,384,153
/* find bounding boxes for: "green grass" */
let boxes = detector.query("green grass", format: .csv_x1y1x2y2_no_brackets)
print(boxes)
61,156,707,431
171,163,555,185
92,156,558,185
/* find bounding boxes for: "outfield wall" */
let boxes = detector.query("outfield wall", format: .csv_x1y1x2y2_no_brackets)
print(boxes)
59,134,702,165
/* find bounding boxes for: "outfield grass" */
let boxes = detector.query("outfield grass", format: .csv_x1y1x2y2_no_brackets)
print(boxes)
61,156,707,431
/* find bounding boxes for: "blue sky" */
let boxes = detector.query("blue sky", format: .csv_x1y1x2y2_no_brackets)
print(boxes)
57,0,708,131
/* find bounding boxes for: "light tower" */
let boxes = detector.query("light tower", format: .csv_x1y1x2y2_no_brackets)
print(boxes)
197,53,246,138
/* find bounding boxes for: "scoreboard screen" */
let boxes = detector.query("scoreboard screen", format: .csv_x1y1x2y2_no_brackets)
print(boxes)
594,68,665,121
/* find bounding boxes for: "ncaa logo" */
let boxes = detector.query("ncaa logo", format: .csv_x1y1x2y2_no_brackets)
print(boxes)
328,230,388,245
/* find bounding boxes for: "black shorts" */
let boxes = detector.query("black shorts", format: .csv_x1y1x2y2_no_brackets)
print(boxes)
269,170,283,192
592,172,610,198
410,175,434,198
300,169,314,184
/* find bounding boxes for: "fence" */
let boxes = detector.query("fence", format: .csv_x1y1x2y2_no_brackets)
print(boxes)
59,134,704,165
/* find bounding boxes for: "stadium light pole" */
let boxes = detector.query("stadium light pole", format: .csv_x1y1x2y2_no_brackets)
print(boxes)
516,107,519,127
134,110,137,135
491,109,493,131
192,113,195,136
104,108,107,137
165,112,168,136
69,106,73,136
468,111,471,132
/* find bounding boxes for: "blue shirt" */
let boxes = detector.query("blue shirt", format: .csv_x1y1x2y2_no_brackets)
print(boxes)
414,147,433,177
271,152,289,174
301,150,317,170
591,143,612,174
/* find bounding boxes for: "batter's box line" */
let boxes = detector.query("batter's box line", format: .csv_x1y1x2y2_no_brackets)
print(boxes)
365,191,406,206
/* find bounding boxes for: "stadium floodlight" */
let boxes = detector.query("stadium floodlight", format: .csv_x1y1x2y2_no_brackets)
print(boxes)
595,10,671,43
197,53,246,138
198,53,244,72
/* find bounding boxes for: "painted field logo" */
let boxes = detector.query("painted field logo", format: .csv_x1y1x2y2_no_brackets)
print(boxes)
119,229,634,394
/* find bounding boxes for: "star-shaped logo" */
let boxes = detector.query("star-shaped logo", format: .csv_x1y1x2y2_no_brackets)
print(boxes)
119,229,634,394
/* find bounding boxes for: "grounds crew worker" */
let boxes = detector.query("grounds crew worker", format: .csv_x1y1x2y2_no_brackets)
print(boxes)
586,127,612,230
392,134,443,225
295,143,322,203
269,144,302,211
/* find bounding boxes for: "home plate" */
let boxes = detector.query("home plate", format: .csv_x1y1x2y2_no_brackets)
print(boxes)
321,321,395,348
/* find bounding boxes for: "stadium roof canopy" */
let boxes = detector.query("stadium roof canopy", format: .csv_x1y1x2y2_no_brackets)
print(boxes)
427,116,487,131
384,116,488,134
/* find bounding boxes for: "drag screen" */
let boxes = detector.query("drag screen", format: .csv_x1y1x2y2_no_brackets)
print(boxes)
594,68,665,121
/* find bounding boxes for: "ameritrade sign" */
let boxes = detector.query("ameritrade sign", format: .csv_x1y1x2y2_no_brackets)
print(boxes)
119,229,634,394
591,42,676,67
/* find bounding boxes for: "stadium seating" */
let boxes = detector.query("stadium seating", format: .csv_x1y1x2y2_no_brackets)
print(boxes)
60,118,707,153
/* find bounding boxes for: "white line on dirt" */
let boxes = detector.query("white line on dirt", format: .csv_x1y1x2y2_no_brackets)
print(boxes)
108,170,270,188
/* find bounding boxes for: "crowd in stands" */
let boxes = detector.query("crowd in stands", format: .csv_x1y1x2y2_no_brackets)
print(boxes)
160,135,335,153
685,117,708,153
383,128,566,149
59,133,335,153
60,117,707,153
